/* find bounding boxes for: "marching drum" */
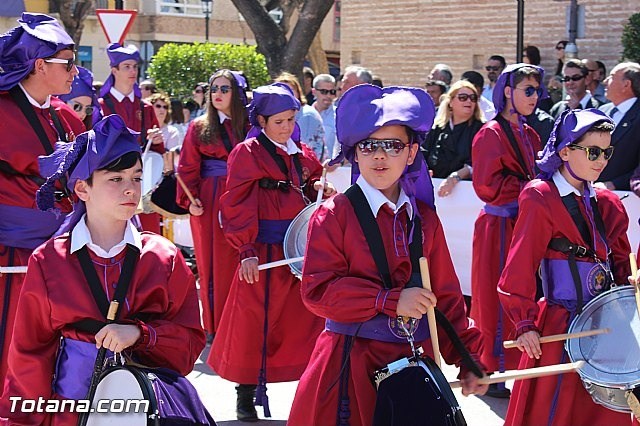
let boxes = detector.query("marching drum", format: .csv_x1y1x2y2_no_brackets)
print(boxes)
566,285,640,413
138,152,164,214
283,203,320,278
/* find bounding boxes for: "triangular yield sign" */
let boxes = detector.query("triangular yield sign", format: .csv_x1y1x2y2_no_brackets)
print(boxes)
95,9,138,45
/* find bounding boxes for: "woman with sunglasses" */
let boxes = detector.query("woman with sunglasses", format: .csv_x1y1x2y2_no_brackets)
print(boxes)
148,92,182,151
191,82,208,119
498,109,632,426
177,70,249,342
423,80,484,197
470,64,548,398
55,65,100,133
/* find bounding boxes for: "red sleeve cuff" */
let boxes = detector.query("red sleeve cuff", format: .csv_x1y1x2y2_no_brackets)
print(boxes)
239,244,257,260
515,319,540,337
375,288,401,317
131,319,156,351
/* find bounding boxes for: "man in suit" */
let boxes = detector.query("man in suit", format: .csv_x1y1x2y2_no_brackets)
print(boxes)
597,62,640,191
550,59,600,119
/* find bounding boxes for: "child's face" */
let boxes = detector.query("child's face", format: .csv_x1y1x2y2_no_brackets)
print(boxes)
506,76,540,116
259,110,297,144
355,125,419,201
559,131,612,182
75,159,143,222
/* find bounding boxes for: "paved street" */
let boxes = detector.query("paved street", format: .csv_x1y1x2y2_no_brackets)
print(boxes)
188,344,511,425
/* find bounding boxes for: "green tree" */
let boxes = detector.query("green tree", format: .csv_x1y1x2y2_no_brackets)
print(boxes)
147,43,270,97
622,12,640,63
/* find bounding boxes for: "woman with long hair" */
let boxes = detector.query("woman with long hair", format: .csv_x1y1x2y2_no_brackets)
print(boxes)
148,92,183,150
423,80,484,197
176,69,249,337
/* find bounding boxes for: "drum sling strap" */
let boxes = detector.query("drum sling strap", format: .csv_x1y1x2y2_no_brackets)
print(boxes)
342,185,482,426
256,132,304,192
496,115,533,181
548,194,610,314
219,121,233,153
103,94,146,148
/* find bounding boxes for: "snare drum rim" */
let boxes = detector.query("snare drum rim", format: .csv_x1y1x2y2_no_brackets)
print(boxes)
96,365,159,416
566,285,640,388
283,202,320,277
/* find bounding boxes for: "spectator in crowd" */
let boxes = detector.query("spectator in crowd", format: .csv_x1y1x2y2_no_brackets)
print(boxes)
303,66,315,105
483,55,506,101
522,46,554,112
550,59,600,119
425,79,447,109
596,61,607,87
341,65,373,95
192,82,208,119
275,72,326,160
429,63,453,86
170,98,188,141
554,40,568,76
583,58,607,104
149,92,182,151
183,98,198,123
371,75,383,87
522,46,541,66
462,70,496,120
311,73,338,161
423,80,484,198
597,62,640,191
546,41,568,104
140,78,157,99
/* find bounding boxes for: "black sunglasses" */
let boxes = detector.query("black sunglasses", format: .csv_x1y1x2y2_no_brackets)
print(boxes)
210,85,231,94
357,139,409,157
555,45,565,50
317,88,337,96
485,66,501,72
515,86,543,98
194,88,204,94
569,144,614,161
70,101,93,115
456,93,478,102
44,56,75,72
562,74,585,82
154,104,169,110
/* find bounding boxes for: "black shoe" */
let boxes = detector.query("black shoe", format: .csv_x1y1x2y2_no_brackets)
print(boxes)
236,384,259,422
485,383,511,398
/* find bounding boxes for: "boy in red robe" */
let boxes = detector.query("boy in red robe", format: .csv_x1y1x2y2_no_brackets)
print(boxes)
0,115,206,425
288,84,487,426
498,109,632,426
209,83,335,422
470,63,547,396
0,13,83,385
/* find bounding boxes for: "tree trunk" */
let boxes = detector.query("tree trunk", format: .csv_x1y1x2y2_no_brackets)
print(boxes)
55,0,94,47
307,31,329,75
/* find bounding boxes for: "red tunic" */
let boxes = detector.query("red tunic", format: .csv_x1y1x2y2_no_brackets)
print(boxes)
208,137,324,384
470,119,540,372
99,93,163,233
288,193,484,426
498,180,631,426
0,92,81,385
176,119,246,333
0,233,205,426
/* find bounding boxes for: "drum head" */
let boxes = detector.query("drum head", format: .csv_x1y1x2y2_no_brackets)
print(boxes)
283,203,318,277
566,286,640,388
142,151,164,196
86,367,154,425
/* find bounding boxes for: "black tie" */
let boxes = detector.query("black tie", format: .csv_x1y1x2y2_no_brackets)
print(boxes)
610,107,619,118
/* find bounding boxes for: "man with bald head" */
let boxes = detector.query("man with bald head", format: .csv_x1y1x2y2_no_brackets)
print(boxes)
428,63,453,86
583,58,607,104
341,66,373,95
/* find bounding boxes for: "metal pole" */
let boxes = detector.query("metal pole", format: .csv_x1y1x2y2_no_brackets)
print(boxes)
115,0,124,10
205,13,210,41
516,0,524,62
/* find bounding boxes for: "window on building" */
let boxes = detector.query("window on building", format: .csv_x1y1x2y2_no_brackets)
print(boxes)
158,0,204,17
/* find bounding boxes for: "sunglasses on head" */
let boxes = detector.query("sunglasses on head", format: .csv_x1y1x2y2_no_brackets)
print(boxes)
562,74,585,82
515,86,543,98
485,66,501,72
210,85,231,94
356,139,409,157
569,144,614,161
154,104,169,110
70,101,93,115
317,88,337,96
456,93,478,102
44,56,75,72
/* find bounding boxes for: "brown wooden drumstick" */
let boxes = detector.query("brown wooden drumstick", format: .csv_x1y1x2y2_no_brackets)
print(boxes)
175,173,198,206
503,328,610,349
419,257,441,368
449,361,585,388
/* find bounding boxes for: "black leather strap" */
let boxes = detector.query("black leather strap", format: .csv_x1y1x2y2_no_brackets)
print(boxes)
103,94,146,146
496,115,532,181
9,86,56,154
257,132,303,185
220,121,233,153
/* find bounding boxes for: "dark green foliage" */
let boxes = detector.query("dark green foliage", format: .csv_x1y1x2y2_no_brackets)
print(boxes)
622,13,640,63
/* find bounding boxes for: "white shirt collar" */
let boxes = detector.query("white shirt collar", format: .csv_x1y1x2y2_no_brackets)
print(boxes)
356,175,414,219
18,83,50,108
261,130,302,155
70,214,142,258
579,92,592,109
218,110,229,124
614,96,637,115
552,170,596,198
110,86,135,103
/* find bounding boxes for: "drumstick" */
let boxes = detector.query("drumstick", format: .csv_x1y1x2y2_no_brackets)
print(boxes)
630,253,640,315
449,360,585,389
419,257,441,368
503,328,610,349
0,266,28,275
315,168,327,209
258,256,304,271
175,173,198,206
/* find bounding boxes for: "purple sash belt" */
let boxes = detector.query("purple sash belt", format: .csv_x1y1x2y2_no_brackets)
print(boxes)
257,219,292,244
0,204,66,249
541,258,609,311
483,201,519,218
200,158,228,178
325,314,430,343
53,338,113,400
